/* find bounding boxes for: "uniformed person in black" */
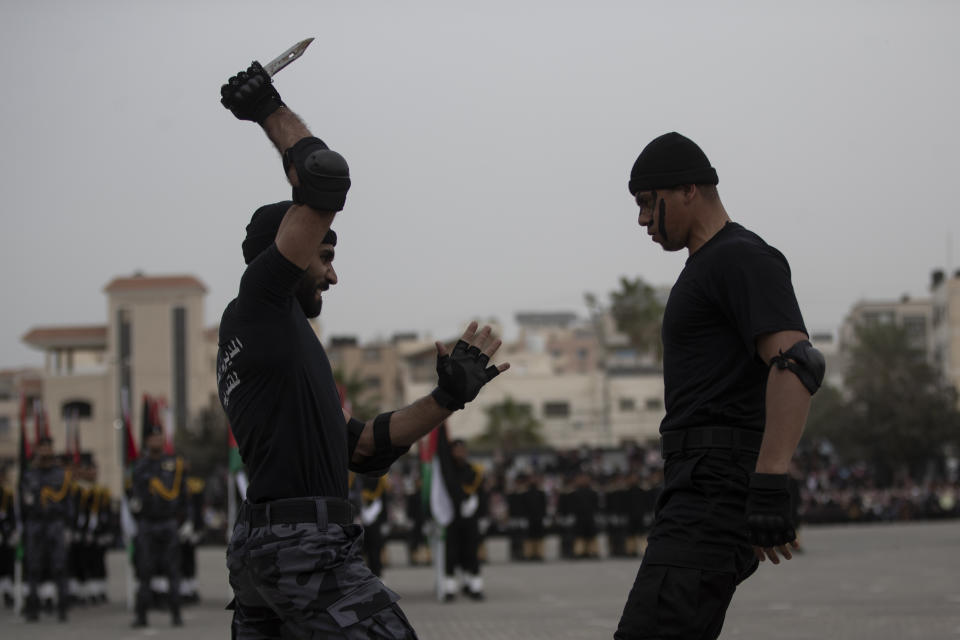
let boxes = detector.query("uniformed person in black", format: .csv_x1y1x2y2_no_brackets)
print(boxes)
349,473,390,577
505,474,527,562
569,470,600,559
520,472,547,561
179,475,206,603
130,424,186,628
615,133,824,639
442,440,485,601
0,465,16,609
20,435,73,622
218,61,508,639
404,472,430,566
85,459,113,604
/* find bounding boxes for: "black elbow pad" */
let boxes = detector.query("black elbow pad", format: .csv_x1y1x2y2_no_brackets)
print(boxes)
347,412,410,476
769,340,826,395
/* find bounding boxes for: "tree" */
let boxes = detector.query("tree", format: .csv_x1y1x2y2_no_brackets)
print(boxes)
472,396,544,453
815,322,960,483
587,276,665,363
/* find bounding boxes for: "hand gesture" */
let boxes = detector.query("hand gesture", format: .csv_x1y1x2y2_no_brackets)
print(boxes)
432,322,510,410
220,61,285,124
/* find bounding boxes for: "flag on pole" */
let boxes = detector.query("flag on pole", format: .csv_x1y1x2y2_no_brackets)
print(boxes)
18,393,31,481
228,426,243,474
118,387,138,612
122,398,139,468
70,408,81,465
158,397,175,455
33,399,44,446
140,394,153,445
427,422,461,527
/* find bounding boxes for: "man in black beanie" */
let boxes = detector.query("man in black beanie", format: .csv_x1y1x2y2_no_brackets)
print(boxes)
217,62,509,639
615,133,824,639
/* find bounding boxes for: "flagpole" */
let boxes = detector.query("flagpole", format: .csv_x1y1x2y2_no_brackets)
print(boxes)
227,471,236,545
118,388,136,612
14,391,28,616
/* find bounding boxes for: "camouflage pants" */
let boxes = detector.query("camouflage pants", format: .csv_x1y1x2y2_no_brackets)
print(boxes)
227,500,418,639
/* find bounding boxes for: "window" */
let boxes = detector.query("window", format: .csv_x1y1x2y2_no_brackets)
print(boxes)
62,400,93,419
645,397,663,410
543,401,570,418
363,348,381,363
903,315,927,345
0,416,9,438
618,398,636,412
363,376,382,390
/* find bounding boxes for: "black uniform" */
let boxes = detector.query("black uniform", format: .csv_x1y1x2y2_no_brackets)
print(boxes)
130,453,187,626
404,476,429,566
0,482,16,608
520,481,547,561
352,474,389,577
20,463,73,620
569,480,600,559
86,483,114,603
616,222,807,639
219,245,416,638
443,460,485,599
180,476,206,603
67,477,92,604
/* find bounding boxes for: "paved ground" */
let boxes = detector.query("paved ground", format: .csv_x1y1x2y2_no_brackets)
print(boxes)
3,520,959,639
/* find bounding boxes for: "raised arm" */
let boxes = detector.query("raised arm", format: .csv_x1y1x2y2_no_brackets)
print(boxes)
220,62,349,269
345,322,510,475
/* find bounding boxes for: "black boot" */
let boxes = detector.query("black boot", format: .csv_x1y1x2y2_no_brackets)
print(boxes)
132,609,148,628
24,594,40,622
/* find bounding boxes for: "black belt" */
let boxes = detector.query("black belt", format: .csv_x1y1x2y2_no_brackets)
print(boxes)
244,497,355,528
660,427,763,458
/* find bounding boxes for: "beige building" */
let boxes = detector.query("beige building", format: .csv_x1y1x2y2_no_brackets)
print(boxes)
839,296,934,355
326,333,430,414
931,269,960,397
399,321,665,449
20,274,215,493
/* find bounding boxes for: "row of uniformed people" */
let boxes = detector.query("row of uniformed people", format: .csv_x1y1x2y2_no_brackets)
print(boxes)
498,471,662,561
0,428,208,626
352,462,663,569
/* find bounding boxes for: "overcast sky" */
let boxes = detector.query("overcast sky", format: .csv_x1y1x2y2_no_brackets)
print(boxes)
2,1,958,367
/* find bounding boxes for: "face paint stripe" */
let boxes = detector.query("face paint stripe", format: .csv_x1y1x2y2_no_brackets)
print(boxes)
658,197,669,242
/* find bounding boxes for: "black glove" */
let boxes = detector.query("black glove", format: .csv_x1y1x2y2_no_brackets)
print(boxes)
220,61,285,124
431,340,501,410
745,472,796,547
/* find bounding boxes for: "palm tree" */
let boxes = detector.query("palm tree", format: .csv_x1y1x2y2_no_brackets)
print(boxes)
609,276,665,363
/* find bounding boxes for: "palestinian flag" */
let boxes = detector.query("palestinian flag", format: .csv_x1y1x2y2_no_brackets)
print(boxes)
228,426,243,474
18,393,30,481
423,422,462,527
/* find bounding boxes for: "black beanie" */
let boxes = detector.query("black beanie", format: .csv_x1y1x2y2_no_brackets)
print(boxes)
628,132,718,194
241,201,337,265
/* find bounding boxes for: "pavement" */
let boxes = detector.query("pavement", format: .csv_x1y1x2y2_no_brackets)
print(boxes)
3,520,959,639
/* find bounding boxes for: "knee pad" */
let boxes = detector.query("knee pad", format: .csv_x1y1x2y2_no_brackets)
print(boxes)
282,137,351,212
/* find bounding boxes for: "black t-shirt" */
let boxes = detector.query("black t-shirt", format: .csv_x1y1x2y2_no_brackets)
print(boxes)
217,245,348,503
660,222,806,433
